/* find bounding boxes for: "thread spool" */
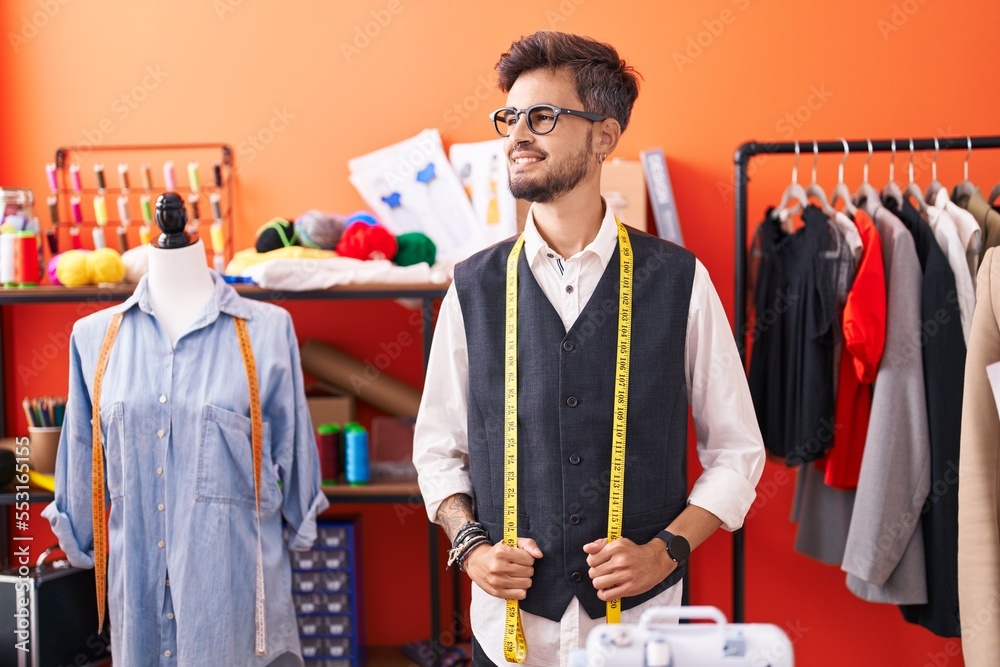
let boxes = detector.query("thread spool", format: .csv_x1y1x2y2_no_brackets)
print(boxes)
13,232,39,287
210,192,222,221
93,195,108,225
47,195,58,225
92,227,106,249
118,163,130,192
142,164,153,191
213,163,222,188
0,234,15,285
69,164,82,192
69,226,82,250
163,161,176,191
70,196,82,223
140,195,152,223
316,424,341,483
117,227,128,252
210,221,224,253
94,164,106,192
45,163,58,192
188,162,200,192
345,427,369,486
139,225,151,246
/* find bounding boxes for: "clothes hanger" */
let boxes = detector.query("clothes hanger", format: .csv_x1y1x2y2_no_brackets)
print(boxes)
830,138,858,217
805,140,834,215
881,139,904,208
953,137,978,200
774,140,808,231
853,138,880,207
924,138,946,204
904,138,927,213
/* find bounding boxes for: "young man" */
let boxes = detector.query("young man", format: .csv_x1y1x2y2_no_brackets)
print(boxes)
413,31,765,666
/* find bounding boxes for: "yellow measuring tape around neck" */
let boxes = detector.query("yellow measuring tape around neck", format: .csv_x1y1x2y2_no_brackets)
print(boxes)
91,314,267,655
501,219,633,661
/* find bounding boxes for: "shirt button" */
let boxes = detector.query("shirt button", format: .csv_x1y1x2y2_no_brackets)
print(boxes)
165,579,170,587
157,466,163,475
167,612,174,620
569,514,581,525
565,285,574,294
562,340,574,351
571,572,583,583
566,396,578,407
158,503,165,511
159,395,167,404
157,428,165,438
157,540,165,548
569,454,581,465
546,252,554,258
164,650,171,657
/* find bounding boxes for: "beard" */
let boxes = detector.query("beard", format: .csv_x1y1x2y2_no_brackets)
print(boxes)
508,135,592,203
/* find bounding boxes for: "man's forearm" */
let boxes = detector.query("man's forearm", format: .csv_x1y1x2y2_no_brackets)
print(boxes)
436,493,476,542
665,504,723,552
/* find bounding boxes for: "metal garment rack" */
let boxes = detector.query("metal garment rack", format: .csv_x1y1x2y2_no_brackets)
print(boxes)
731,134,1000,623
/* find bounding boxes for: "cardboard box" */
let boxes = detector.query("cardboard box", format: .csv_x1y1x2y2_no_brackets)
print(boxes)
305,383,355,429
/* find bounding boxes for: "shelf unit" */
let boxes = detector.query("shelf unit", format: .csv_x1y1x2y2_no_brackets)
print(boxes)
0,281,452,666
47,143,236,269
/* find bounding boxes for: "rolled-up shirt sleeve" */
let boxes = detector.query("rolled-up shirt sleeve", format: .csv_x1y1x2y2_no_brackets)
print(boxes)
413,285,474,524
685,260,765,531
273,313,330,550
42,326,98,569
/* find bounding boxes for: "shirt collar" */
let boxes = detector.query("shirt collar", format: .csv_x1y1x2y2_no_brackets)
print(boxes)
115,270,256,323
521,199,620,269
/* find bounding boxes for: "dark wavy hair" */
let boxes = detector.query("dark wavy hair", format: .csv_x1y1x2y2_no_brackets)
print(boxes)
496,30,641,132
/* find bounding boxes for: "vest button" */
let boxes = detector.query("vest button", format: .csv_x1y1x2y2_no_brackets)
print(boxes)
569,514,581,524
562,340,574,351
566,396,578,407
571,572,583,583
569,454,581,465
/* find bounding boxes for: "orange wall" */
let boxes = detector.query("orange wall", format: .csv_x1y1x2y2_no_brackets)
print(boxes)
4,0,999,664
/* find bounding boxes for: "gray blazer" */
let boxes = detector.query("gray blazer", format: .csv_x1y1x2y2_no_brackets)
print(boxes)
841,201,932,604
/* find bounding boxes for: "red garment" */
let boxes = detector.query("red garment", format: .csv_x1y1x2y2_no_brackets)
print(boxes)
822,209,887,489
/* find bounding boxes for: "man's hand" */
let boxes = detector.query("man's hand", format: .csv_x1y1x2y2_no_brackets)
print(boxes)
464,538,543,600
584,537,673,601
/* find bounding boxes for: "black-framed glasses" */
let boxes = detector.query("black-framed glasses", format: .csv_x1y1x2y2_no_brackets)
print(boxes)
490,104,607,137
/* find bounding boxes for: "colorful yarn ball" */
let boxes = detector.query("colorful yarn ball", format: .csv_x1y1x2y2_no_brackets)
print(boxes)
47,255,62,286
255,217,297,253
295,210,348,250
335,221,398,261
346,211,378,226
393,232,436,267
55,249,92,287
90,247,125,284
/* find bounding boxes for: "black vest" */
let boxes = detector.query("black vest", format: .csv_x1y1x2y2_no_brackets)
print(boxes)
454,227,695,621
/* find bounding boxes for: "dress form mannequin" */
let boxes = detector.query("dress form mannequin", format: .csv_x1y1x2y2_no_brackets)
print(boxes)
146,192,214,346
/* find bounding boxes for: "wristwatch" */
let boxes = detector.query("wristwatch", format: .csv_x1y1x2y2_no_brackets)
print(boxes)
656,530,690,565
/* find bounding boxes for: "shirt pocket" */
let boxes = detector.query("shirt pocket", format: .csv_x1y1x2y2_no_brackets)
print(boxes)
100,401,126,502
196,404,279,512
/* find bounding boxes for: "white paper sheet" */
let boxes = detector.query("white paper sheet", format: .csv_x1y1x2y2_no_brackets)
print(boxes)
348,129,484,262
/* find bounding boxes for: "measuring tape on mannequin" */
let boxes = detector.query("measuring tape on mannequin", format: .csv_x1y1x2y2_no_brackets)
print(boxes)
92,314,269,656
501,218,633,662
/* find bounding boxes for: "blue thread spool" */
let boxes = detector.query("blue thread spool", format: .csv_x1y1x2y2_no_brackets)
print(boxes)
345,427,369,486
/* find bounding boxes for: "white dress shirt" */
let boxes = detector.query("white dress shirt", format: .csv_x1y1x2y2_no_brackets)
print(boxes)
925,197,976,343
413,204,765,667
932,188,982,281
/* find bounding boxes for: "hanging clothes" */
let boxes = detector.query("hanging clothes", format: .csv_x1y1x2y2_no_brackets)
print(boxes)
931,188,981,280
790,208,857,564
925,194,976,343
957,248,1000,663
820,208,886,490
888,196,965,638
748,205,846,465
955,188,1000,263
842,200,931,605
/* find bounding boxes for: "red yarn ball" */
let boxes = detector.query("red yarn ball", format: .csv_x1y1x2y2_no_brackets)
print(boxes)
335,221,398,261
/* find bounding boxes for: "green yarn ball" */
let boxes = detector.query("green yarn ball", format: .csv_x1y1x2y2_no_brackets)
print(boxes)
393,232,436,267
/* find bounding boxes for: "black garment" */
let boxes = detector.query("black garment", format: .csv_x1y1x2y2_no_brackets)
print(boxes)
454,228,695,621
748,205,841,465
889,197,965,638
471,635,497,666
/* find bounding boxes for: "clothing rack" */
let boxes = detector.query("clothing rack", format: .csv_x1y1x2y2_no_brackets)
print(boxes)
730,134,1000,623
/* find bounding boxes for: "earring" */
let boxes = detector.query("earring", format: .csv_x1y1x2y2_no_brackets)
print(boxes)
597,152,607,164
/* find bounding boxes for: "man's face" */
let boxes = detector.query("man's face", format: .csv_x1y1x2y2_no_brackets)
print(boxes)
504,67,596,203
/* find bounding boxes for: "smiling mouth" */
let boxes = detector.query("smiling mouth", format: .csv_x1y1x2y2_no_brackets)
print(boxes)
511,155,544,165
